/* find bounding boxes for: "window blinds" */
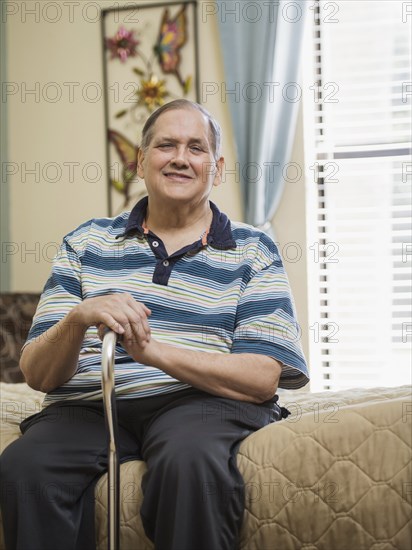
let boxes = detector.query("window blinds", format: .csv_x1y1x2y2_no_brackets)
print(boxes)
303,0,412,391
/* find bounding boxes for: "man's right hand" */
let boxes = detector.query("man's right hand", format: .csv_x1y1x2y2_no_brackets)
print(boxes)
20,293,151,393
73,293,152,347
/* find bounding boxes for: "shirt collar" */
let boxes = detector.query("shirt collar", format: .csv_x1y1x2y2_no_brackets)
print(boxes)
117,196,236,250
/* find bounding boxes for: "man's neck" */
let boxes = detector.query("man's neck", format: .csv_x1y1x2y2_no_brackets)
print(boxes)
144,199,213,237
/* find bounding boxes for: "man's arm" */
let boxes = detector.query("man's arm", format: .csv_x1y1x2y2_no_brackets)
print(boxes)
20,308,87,393
20,293,151,393
147,342,281,404
119,329,282,404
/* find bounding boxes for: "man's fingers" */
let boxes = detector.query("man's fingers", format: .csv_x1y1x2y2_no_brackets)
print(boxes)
123,319,150,345
85,294,151,343
98,314,126,336
123,305,151,339
126,299,152,323
96,323,119,340
97,323,105,341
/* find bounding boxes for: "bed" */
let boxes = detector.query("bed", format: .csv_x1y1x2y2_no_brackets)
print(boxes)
1,382,411,549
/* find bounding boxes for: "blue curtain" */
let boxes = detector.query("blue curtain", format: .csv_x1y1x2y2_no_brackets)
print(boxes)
216,0,306,231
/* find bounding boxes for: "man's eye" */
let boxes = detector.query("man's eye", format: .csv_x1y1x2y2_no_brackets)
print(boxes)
159,143,173,149
190,145,202,152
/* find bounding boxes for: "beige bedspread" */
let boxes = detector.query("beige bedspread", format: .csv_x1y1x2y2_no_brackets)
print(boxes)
1,383,411,549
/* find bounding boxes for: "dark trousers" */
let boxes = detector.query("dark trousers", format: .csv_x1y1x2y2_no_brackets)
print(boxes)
0,387,282,550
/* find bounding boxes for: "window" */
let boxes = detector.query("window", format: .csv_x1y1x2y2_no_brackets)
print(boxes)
303,0,412,391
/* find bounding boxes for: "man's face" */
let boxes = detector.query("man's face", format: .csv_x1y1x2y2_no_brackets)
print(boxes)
137,108,223,206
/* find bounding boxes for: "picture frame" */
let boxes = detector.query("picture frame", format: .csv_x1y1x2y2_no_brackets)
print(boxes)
101,1,199,215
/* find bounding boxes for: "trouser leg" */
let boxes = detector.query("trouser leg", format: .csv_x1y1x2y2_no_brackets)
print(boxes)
139,391,281,550
0,401,139,550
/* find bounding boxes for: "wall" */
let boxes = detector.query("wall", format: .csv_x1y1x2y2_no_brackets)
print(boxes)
4,0,308,359
273,105,309,362
5,0,241,290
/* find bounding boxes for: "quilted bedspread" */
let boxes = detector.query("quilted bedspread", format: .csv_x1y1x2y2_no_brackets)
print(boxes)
1,383,411,550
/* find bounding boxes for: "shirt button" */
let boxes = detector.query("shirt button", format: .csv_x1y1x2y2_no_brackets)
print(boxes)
152,241,159,248
162,260,170,267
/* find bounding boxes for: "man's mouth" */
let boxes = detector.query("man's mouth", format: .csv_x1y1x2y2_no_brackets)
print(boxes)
163,171,193,181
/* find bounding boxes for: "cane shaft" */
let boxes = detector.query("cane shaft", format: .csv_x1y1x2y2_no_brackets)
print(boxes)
102,330,120,550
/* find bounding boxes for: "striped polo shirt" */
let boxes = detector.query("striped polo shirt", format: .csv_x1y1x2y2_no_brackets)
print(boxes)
24,197,309,404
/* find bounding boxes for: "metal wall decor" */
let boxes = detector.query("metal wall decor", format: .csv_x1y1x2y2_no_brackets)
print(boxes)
102,1,199,215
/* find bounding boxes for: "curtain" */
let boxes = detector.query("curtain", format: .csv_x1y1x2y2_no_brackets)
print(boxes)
216,0,306,231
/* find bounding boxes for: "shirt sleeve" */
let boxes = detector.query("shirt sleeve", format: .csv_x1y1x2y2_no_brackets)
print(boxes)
231,236,309,389
21,224,89,352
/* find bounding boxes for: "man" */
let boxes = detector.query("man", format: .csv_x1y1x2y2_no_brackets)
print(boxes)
0,99,309,550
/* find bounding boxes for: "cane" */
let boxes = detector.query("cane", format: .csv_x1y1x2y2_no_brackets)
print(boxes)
101,329,120,550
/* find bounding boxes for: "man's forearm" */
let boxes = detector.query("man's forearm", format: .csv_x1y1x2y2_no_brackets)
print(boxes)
20,308,88,393
20,293,152,394
131,339,282,404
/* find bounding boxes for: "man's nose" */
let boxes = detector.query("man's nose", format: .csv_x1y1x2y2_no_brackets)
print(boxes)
171,146,189,167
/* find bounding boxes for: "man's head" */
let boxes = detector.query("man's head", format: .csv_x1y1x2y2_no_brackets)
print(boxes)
140,99,222,161
136,100,224,207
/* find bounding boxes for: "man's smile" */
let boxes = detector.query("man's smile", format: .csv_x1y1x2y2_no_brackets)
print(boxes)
163,171,193,181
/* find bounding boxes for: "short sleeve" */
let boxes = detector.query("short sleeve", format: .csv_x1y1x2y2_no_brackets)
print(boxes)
21,234,84,352
231,239,309,389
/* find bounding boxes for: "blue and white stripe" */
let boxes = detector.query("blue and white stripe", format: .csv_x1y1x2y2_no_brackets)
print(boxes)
24,200,309,404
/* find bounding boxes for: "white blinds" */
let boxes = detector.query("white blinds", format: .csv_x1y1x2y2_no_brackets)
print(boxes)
303,0,412,391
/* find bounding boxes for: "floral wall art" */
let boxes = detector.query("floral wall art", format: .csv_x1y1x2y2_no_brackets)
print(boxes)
102,1,199,214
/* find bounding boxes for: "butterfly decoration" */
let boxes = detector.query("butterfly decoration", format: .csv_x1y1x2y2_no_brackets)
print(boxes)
154,5,192,94
108,130,141,208
105,4,197,213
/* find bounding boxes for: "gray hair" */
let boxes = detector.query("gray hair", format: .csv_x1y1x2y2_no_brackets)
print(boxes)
140,99,222,160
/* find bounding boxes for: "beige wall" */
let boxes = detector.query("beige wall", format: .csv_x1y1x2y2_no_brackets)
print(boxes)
5,0,308,358
273,105,309,361
6,0,240,291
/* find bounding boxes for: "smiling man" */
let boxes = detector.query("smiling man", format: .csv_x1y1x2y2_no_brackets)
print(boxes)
0,100,309,550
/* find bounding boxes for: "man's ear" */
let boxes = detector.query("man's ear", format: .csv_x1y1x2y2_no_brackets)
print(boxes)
137,148,145,179
213,157,224,188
